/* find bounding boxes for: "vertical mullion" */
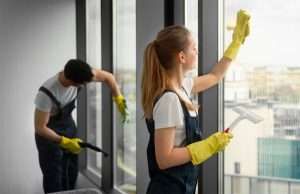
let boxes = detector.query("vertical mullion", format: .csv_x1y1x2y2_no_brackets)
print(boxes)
164,0,174,26
173,0,185,25
101,0,114,192
76,0,88,171
164,0,185,26
198,0,220,194
136,0,165,193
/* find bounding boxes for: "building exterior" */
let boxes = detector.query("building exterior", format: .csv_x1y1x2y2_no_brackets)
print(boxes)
258,137,300,179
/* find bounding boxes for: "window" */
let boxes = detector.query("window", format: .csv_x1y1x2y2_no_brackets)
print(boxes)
113,0,136,193
185,0,198,102
86,0,102,176
185,2,199,194
185,0,198,42
223,1,300,194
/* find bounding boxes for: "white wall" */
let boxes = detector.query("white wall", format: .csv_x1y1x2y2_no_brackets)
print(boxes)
0,0,76,193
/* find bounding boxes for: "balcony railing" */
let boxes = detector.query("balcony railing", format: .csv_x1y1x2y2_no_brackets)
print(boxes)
225,174,300,194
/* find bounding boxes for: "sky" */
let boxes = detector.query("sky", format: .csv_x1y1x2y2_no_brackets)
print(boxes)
225,0,300,67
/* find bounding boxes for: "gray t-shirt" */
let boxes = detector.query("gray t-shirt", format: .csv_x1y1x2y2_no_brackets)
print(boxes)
153,77,196,147
34,73,78,115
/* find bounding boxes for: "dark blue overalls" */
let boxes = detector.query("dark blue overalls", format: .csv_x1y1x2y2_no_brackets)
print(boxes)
35,86,80,193
146,90,202,194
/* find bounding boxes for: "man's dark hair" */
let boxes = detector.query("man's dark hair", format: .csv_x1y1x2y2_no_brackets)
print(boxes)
64,59,93,84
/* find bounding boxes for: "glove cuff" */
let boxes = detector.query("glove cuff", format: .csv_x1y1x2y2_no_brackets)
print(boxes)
186,144,199,165
59,136,67,146
224,41,242,60
187,138,218,166
113,95,124,104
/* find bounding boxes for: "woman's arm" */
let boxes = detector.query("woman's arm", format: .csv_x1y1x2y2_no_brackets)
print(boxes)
191,10,250,94
155,126,234,168
155,127,191,170
191,57,232,94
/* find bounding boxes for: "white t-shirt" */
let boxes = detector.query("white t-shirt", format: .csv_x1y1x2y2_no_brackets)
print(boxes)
34,73,78,115
153,77,196,147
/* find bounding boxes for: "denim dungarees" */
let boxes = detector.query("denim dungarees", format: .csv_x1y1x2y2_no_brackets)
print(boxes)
146,89,202,194
35,86,80,193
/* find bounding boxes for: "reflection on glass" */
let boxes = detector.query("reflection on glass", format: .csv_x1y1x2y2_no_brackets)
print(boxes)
291,183,300,194
224,1,300,194
113,0,136,193
86,0,102,173
185,0,198,103
185,0,198,41
185,2,198,193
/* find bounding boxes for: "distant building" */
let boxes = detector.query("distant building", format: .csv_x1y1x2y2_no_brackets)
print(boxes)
258,137,300,179
273,105,300,137
225,63,250,102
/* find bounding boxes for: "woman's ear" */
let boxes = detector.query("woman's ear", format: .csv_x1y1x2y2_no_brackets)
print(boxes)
178,51,186,64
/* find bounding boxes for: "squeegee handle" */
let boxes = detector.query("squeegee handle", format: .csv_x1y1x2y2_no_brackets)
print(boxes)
79,142,109,157
224,116,244,133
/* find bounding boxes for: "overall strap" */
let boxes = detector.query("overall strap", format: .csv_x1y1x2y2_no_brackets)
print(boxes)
39,86,61,109
181,86,192,101
153,89,174,105
69,86,82,103
77,86,82,96
154,89,190,117
146,90,181,128
62,87,82,110
181,86,198,117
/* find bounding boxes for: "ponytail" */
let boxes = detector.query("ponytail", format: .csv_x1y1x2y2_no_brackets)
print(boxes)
141,25,198,118
141,41,169,118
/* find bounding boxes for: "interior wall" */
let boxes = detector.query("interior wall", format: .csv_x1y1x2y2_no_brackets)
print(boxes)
0,0,76,193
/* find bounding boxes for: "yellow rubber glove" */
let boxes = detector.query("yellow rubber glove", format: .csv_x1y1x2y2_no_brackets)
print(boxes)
187,132,233,165
113,95,129,124
224,9,251,60
59,136,82,154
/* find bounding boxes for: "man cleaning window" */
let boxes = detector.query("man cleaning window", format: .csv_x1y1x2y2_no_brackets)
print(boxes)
34,59,128,193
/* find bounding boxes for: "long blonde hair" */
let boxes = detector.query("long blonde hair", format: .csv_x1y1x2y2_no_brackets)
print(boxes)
141,25,195,118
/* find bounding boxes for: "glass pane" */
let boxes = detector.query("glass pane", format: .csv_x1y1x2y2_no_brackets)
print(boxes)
270,181,288,194
251,178,269,194
185,0,198,103
291,183,300,194
224,175,232,194
185,2,199,193
113,0,136,193
86,0,102,172
185,0,198,40
184,0,198,193
232,176,249,194
223,1,300,194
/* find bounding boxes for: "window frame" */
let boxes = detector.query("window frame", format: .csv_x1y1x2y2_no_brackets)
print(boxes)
76,0,115,192
76,0,224,193
197,1,223,194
